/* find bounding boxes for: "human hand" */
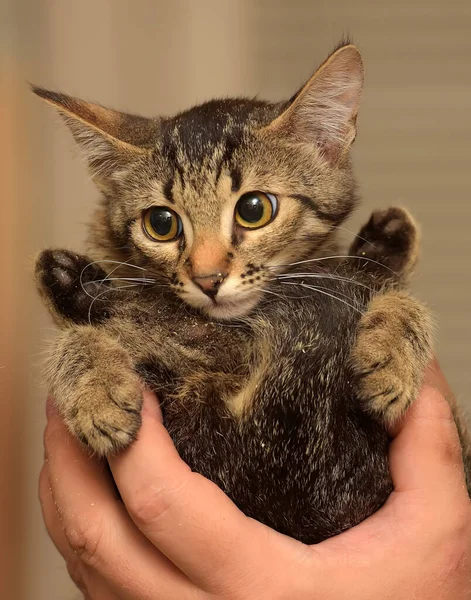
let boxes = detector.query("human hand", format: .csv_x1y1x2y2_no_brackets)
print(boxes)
40,362,471,599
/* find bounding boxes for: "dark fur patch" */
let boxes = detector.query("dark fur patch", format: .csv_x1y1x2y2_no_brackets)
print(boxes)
230,166,242,193
36,249,112,324
163,179,175,204
159,99,276,170
291,193,354,225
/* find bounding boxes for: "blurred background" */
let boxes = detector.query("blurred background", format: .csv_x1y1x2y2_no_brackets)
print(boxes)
1,0,470,598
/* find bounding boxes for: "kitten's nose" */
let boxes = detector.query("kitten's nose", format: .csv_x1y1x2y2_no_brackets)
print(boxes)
192,272,227,299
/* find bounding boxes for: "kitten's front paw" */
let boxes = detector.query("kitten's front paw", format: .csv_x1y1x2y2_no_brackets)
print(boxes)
64,363,143,456
50,327,144,456
350,207,419,279
36,249,110,324
351,292,434,424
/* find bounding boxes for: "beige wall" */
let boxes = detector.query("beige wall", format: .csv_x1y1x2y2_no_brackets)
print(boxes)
2,1,470,598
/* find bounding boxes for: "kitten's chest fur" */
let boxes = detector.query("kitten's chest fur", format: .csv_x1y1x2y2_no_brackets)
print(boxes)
33,42,453,547
110,278,392,544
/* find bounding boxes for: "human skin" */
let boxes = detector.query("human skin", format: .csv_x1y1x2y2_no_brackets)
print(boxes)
40,361,471,599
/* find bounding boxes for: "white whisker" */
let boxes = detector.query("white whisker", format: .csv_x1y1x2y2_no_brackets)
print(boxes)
83,259,148,272
328,224,380,251
280,281,363,314
268,254,398,276
280,281,355,303
87,283,141,324
83,276,156,285
263,287,311,301
262,288,307,301
276,273,374,293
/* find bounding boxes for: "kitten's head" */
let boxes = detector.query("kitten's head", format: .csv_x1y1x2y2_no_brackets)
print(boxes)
34,43,363,320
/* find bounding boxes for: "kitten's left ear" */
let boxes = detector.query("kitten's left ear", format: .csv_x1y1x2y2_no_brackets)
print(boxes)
31,86,159,190
264,44,364,163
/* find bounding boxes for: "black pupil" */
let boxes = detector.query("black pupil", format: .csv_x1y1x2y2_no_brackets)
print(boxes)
150,209,174,236
238,194,265,223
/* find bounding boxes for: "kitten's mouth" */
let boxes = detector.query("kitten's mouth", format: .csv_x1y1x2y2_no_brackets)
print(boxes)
184,284,261,320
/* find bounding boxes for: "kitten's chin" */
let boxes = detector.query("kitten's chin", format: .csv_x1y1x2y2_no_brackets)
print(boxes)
185,292,261,321
203,295,260,320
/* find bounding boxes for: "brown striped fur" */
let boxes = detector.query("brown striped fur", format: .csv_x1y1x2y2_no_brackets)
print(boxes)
33,43,469,543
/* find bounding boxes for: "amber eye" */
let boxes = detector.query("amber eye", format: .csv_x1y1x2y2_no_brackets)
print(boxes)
142,207,183,242
234,192,277,229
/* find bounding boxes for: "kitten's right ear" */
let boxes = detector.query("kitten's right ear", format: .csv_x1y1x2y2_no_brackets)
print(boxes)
263,44,364,164
31,86,159,190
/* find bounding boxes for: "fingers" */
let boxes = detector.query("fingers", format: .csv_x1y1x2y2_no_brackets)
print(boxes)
42,399,199,600
388,376,467,498
39,465,123,600
108,390,278,591
39,464,77,567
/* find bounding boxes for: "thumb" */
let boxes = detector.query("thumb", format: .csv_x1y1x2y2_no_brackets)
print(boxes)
141,387,164,422
388,365,467,496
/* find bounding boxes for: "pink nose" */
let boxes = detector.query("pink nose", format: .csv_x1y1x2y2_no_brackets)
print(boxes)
192,272,228,299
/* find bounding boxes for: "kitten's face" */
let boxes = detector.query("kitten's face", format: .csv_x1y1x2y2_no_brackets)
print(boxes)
34,43,363,320
117,103,356,319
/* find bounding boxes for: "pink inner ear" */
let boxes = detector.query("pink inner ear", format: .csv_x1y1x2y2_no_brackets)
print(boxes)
313,78,361,162
270,45,363,163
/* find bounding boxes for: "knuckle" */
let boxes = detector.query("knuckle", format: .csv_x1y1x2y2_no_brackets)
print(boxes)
127,475,189,529
436,436,463,467
63,515,105,568
128,485,173,528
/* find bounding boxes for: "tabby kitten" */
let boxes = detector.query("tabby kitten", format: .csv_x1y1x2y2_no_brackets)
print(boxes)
35,44,446,543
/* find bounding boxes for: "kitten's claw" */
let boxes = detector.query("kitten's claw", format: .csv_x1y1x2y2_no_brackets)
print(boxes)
36,249,110,324
350,207,419,279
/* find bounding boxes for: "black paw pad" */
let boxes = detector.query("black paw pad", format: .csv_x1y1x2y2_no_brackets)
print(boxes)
351,208,417,275
36,249,111,323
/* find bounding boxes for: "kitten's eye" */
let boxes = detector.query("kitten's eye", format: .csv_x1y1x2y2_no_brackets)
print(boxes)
142,207,183,242
235,192,277,229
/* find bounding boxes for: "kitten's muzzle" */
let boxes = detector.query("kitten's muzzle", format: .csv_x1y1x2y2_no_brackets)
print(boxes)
192,272,228,299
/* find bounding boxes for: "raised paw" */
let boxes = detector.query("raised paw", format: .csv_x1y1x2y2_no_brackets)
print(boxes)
350,207,419,280
67,369,143,456
351,292,434,425
36,249,111,324
51,327,143,456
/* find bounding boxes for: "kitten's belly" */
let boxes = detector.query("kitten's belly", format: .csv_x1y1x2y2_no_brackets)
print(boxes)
163,394,392,545
150,281,392,543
